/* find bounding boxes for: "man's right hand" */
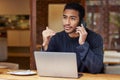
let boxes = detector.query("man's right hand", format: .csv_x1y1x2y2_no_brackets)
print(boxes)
42,27,56,50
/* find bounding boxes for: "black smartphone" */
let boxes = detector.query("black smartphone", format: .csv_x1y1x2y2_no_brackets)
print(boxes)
79,19,87,28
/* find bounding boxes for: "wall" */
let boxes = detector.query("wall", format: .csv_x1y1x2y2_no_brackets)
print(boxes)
0,0,30,15
48,4,65,32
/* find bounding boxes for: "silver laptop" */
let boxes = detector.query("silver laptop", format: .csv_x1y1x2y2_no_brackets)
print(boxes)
34,51,78,78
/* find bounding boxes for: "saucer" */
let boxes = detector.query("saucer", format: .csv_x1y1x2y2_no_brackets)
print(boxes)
7,70,36,76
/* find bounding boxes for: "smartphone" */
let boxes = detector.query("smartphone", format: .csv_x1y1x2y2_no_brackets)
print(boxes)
79,19,87,28
75,19,87,33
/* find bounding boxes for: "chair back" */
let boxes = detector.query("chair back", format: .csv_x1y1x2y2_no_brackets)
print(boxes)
0,62,19,70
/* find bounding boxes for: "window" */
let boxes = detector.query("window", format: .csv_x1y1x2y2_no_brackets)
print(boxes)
86,0,120,50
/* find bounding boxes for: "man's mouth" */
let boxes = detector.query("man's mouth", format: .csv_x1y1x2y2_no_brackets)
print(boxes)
64,26,72,30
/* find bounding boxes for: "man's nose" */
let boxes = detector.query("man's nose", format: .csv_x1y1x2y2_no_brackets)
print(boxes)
66,19,70,24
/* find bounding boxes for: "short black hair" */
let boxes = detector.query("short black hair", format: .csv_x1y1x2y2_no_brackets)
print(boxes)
64,2,85,20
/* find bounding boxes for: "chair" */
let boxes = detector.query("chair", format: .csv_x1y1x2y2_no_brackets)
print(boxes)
104,50,120,74
0,62,19,70
104,65,120,74
0,38,7,61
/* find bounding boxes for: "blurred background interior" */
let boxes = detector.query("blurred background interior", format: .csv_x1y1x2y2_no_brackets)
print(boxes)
0,0,120,74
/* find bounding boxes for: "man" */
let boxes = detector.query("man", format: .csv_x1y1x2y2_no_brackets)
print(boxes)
42,3,104,73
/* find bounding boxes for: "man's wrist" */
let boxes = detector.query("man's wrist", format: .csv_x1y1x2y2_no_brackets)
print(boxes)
80,41,85,45
42,43,48,51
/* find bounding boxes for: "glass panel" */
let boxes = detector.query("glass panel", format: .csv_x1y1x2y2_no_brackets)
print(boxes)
86,0,120,50
86,0,102,5
109,12,120,49
109,0,120,5
86,13,101,33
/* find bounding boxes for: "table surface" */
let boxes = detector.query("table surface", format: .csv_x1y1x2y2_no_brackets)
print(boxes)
0,69,120,80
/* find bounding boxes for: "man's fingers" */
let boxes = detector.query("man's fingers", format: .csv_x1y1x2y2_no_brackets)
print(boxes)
46,27,48,30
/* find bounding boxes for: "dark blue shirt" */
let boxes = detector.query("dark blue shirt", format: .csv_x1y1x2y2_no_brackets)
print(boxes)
46,29,104,73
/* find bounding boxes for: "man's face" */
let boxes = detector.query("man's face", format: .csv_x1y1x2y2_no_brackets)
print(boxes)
63,9,80,34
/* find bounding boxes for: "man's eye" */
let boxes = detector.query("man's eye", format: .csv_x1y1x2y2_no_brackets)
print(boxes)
71,18,76,20
63,16,67,19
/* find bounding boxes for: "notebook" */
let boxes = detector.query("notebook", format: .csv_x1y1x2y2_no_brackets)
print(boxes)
34,51,78,78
